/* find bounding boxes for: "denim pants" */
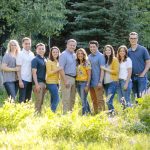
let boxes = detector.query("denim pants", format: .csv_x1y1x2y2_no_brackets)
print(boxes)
19,80,32,103
76,81,91,115
4,81,18,100
104,81,118,111
47,84,59,112
118,79,132,106
132,76,147,98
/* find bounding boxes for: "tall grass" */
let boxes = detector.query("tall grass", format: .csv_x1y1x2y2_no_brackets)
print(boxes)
0,91,149,150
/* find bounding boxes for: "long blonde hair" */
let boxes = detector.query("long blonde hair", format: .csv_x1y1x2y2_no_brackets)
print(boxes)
6,40,21,56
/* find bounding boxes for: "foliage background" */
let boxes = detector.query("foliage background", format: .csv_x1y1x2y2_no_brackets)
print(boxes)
0,0,149,51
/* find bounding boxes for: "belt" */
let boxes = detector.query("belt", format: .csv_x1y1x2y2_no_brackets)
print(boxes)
132,74,139,77
65,74,76,78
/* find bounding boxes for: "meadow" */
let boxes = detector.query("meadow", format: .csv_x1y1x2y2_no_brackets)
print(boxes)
0,89,149,150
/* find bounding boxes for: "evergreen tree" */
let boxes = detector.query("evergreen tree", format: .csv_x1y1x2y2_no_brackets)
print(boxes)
71,0,114,48
132,0,150,48
70,0,137,49
108,0,136,48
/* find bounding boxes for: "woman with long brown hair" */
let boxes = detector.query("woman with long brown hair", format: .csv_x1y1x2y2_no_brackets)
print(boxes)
76,48,91,115
117,45,132,107
46,46,62,112
101,45,119,114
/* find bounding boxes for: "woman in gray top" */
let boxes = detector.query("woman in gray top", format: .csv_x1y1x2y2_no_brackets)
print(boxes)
1,40,20,101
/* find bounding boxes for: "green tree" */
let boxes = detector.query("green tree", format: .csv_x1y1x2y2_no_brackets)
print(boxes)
71,0,114,48
107,0,136,47
0,0,67,45
132,0,150,48
68,0,138,49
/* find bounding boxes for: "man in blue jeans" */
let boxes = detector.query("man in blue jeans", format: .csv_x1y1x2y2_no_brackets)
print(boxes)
128,32,150,99
16,37,35,103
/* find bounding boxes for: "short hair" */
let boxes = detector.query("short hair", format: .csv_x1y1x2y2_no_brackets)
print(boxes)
36,43,45,49
129,32,138,37
67,39,77,44
89,40,99,47
22,37,31,43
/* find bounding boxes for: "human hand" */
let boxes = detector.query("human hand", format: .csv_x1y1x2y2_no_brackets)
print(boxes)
19,80,24,88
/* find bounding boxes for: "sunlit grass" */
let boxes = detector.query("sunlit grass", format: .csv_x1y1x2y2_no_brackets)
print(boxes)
0,89,149,150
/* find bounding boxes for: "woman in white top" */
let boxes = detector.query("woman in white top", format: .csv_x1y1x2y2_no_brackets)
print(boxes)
117,45,132,107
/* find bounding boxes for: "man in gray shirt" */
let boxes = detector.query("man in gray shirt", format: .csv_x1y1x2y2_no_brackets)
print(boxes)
59,39,77,113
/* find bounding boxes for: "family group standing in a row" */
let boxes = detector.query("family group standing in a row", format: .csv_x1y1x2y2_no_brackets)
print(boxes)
1,32,150,115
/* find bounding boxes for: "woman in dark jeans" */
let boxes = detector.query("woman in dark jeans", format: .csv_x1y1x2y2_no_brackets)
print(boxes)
117,45,132,107
1,40,20,102
101,45,119,114
76,48,91,115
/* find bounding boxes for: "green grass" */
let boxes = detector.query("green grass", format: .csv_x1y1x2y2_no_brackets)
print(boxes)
0,90,149,150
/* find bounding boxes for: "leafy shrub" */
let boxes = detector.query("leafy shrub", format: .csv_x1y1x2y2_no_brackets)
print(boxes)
0,101,34,131
138,96,150,132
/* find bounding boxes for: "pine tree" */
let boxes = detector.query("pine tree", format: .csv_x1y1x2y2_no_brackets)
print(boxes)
70,0,137,49
71,0,114,48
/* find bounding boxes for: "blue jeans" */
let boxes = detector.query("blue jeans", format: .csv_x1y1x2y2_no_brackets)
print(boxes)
118,79,132,106
47,84,59,112
104,81,118,111
76,81,91,115
19,80,32,103
4,81,18,100
132,76,147,98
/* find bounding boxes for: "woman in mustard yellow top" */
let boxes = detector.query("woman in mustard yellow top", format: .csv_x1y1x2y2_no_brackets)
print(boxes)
76,48,91,115
46,46,62,112
101,45,119,114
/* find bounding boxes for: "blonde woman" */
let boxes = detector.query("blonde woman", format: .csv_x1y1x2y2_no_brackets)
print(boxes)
76,48,91,115
1,40,20,101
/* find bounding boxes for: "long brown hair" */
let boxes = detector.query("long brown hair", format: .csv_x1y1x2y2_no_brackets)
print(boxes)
117,45,128,63
103,45,115,65
76,48,88,66
49,46,60,61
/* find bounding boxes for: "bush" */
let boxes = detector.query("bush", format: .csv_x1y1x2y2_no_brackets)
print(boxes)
0,94,150,149
0,101,34,131
138,96,150,132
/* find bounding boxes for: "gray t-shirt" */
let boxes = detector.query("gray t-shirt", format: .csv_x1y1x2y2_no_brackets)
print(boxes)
2,53,17,83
